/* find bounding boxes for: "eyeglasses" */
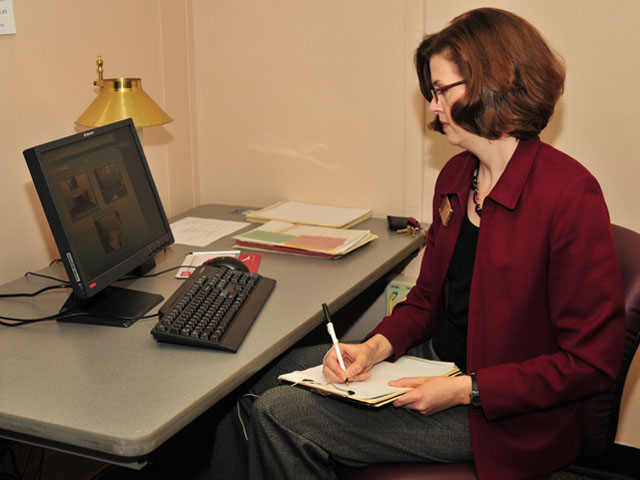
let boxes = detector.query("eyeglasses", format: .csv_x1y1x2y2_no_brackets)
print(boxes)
430,80,466,104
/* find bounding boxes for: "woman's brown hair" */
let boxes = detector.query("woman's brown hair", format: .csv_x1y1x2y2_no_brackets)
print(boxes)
416,8,565,140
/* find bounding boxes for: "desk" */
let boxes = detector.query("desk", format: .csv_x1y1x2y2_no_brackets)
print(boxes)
0,204,424,467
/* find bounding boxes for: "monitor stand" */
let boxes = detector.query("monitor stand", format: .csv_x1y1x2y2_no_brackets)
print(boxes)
59,286,163,328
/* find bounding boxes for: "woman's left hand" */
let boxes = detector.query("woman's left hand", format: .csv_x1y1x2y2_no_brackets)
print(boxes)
390,375,472,415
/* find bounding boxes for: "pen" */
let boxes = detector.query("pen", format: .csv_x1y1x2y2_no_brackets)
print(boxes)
322,303,350,385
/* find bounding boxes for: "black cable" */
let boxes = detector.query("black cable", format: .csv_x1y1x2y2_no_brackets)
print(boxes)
35,447,45,480
6,446,19,480
23,263,187,286
0,444,46,480
0,310,159,327
0,284,70,299
119,264,195,280
0,441,19,480
0,312,67,327
0,270,70,299
19,446,32,480
24,271,68,283
0,264,189,326
22,263,189,286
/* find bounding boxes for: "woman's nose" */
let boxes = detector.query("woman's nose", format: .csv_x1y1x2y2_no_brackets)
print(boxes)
428,96,442,114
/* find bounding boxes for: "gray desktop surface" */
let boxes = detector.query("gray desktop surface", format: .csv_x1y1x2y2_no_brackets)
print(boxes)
0,204,423,464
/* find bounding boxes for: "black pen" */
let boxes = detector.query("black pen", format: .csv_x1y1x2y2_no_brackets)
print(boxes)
322,303,350,385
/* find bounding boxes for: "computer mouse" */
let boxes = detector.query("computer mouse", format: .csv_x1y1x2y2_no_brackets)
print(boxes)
203,256,249,272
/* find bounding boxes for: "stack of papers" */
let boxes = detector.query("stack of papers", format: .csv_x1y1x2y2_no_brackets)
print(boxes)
246,201,372,229
278,356,460,407
233,220,377,259
170,216,249,247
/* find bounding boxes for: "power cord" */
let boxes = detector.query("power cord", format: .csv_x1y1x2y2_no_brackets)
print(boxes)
24,271,68,284
0,263,196,327
0,310,160,327
117,264,192,280
0,284,70,299
0,441,44,480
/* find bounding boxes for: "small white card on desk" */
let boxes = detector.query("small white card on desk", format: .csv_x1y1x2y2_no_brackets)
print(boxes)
176,250,240,278
0,0,16,35
170,216,249,247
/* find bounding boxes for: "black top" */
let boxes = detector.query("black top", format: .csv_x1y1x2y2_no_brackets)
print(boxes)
432,213,479,373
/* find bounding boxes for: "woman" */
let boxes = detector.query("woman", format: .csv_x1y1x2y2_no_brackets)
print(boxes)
211,8,625,479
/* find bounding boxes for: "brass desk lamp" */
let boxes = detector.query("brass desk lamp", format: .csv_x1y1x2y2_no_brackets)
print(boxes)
76,56,172,128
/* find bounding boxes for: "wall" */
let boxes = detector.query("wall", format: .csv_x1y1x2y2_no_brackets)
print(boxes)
421,0,640,230
190,0,640,275
190,0,426,223
4,0,638,281
0,0,195,284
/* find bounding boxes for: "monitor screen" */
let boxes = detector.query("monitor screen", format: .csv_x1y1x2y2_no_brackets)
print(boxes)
23,118,174,326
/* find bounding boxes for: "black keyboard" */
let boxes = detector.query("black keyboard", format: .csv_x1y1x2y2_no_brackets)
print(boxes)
150,264,276,351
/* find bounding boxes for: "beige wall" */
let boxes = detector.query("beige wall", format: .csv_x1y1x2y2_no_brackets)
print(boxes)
1,0,196,284
1,0,639,446
190,0,426,220
3,0,638,279
422,0,640,233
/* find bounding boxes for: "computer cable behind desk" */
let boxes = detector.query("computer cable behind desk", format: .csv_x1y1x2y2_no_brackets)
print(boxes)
1,262,276,352
0,265,190,327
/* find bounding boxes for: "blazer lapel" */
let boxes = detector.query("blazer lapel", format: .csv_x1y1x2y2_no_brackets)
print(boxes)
430,155,476,308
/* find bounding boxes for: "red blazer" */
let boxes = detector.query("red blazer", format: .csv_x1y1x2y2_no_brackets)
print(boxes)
368,137,625,479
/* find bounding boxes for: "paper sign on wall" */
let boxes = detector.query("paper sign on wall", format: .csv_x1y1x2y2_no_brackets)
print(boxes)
0,0,16,35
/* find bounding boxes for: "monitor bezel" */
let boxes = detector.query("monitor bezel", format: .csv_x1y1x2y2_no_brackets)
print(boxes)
23,118,174,302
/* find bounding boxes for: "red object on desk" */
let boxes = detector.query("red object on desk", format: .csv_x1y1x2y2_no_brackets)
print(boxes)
238,253,261,273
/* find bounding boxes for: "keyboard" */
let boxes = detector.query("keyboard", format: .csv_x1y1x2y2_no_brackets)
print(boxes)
150,264,276,352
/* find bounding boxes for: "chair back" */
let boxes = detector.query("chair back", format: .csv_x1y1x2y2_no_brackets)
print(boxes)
580,224,640,457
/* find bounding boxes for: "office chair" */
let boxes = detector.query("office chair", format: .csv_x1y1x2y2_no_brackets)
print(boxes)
337,224,640,480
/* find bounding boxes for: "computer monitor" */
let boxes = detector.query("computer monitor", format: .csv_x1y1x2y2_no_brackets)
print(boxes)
23,118,174,327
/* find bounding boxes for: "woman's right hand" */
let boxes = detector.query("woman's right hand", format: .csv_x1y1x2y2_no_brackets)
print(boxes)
322,334,393,383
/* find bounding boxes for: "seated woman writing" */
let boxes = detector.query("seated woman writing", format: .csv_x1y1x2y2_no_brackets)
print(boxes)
209,8,625,480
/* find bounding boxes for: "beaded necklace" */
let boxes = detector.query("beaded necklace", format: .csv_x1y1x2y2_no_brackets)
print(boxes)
471,167,482,217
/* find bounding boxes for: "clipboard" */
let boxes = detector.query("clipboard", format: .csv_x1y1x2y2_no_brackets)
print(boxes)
278,356,460,407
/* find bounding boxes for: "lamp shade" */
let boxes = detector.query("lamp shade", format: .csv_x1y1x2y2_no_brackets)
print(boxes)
75,77,172,128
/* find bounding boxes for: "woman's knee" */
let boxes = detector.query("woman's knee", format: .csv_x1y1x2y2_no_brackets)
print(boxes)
253,385,299,413
252,385,316,429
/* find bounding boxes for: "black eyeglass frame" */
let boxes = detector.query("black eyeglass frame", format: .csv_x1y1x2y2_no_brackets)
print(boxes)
430,80,466,104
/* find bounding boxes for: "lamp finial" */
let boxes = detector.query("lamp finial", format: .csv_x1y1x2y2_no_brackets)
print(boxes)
94,55,104,90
